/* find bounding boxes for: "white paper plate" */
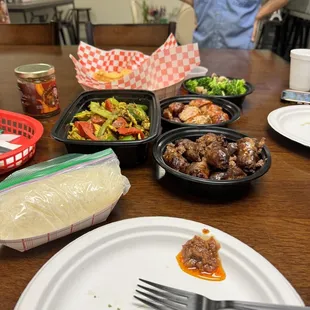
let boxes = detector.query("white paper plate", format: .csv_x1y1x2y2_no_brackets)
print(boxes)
268,105,310,147
15,217,304,310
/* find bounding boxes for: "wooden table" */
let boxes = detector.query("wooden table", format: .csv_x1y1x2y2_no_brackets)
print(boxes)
0,45,309,309
7,0,74,23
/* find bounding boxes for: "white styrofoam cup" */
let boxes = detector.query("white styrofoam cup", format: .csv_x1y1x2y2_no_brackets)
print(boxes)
289,49,310,91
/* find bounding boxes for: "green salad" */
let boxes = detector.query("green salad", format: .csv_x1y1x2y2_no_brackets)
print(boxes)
185,73,247,96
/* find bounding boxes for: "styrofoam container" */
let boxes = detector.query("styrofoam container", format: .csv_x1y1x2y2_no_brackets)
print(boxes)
290,49,310,91
185,66,208,79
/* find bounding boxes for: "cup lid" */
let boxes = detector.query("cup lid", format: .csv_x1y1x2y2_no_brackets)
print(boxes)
14,63,55,79
290,49,310,61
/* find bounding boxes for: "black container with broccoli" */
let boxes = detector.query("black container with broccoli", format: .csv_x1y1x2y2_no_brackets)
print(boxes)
183,73,254,105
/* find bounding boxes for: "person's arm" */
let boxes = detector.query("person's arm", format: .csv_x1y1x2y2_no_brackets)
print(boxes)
180,0,193,7
256,0,288,21
251,0,289,42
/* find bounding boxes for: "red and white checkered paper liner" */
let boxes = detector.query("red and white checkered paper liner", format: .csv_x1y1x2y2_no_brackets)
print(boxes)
69,34,200,92
0,200,119,252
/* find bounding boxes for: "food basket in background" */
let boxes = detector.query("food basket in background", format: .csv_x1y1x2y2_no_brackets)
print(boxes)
0,110,44,174
70,34,200,100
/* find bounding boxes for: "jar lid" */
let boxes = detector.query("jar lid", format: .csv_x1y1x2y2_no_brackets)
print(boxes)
14,63,55,79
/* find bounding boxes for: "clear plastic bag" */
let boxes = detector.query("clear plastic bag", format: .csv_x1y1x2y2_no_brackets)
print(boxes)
0,148,130,243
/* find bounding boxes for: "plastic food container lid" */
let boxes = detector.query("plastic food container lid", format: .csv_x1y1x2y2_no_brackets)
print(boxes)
14,63,55,79
290,49,310,61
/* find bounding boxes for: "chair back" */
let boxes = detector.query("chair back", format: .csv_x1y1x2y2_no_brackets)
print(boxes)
0,22,59,45
86,22,176,50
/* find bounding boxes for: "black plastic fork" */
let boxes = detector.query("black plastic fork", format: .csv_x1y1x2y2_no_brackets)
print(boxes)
134,279,309,310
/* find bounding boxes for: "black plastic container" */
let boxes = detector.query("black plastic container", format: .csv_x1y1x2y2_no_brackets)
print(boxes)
153,127,271,193
51,90,161,167
182,76,254,105
160,95,241,132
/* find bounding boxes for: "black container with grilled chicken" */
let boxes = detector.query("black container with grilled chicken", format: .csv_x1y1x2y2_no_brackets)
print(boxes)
153,127,271,195
160,95,241,132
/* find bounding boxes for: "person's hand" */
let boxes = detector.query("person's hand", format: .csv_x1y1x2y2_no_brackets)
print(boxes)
251,19,259,42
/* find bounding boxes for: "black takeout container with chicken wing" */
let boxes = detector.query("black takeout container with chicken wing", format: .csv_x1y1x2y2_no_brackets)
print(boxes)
153,127,271,194
51,90,161,167
160,95,241,132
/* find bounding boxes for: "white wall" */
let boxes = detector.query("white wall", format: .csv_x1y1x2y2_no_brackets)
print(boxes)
9,0,182,24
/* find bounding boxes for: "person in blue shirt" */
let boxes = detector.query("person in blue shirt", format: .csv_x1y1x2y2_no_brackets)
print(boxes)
181,0,288,49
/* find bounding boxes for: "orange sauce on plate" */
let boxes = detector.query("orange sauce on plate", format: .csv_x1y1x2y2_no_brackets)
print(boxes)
176,251,226,281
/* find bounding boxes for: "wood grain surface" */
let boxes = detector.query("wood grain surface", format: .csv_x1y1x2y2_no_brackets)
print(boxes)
0,46,309,310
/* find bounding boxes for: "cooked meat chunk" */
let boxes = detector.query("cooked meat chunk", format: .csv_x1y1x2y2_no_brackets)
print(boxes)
163,108,173,120
185,160,210,179
189,99,212,109
206,142,229,170
181,236,220,273
179,105,201,122
185,115,212,125
163,143,189,172
200,104,222,115
209,172,227,180
175,139,201,162
227,142,238,156
196,133,225,146
226,161,247,180
168,102,185,116
210,111,230,124
236,137,266,172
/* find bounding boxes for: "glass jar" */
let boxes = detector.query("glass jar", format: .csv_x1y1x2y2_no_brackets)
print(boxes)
14,63,60,118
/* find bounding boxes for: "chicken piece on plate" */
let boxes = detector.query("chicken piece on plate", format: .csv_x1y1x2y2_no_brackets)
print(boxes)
168,102,185,117
163,143,189,173
179,105,201,122
185,115,212,125
185,160,210,179
205,141,229,170
236,137,266,173
163,108,173,120
189,99,212,109
175,139,201,162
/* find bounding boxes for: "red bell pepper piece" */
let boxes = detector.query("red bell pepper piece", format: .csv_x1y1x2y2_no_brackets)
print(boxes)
105,99,114,112
112,117,127,129
74,121,99,141
117,127,144,139
91,114,105,125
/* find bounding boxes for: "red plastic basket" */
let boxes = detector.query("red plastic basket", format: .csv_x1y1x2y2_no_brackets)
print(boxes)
0,110,44,175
